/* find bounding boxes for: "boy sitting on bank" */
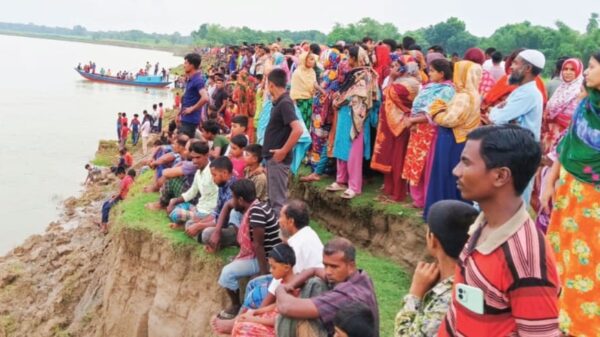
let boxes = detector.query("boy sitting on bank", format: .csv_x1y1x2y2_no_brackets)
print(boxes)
98,167,136,234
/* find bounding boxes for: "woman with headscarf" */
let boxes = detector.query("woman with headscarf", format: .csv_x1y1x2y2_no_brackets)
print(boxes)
542,51,600,337
464,47,495,96
325,46,379,199
424,60,482,217
401,58,455,208
232,69,257,142
290,51,321,129
300,47,343,183
256,51,289,145
370,57,421,202
542,58,584,152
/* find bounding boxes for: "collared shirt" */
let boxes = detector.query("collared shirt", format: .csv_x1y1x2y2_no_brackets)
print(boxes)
439,203,560,337
395,276,454,337
181,72,206,125
211,177,236,219
489,80,543,140
312,270,380,337
267,225,324,294
181,164,217,215
245,166,267,202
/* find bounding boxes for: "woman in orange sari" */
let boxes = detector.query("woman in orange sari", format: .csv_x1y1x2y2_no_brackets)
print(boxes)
371,58,420,202
232,69,257,142
401,59,455,208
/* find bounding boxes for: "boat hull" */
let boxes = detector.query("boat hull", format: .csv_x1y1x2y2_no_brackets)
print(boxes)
74,69,171,88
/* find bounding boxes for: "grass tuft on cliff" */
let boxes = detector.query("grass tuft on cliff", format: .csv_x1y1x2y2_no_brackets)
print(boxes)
111,169,410,336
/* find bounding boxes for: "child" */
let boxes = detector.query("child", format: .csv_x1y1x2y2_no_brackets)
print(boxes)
120,120,130,149
243,144,267,202
158,102,164,132
174,92,181,109
333,304,376,337
229,243,296,337
230,115,249,139
394,200,478,336
130,114,140,146
229,134,248,179
84,163,102,185
99,167,136,233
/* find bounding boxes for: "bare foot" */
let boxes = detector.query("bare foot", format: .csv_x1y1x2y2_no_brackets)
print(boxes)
143,185,158,193
299,173,321,183
169,223,183,230
211,315,235,335
145,202,163,211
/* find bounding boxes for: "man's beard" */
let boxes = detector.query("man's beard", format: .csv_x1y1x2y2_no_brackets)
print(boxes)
508,72,524,85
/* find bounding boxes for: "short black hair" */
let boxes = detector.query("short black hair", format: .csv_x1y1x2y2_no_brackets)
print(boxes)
429,45,445,54
268,243,296,266
230,134,248,148
115,166,126,175
184,53,202,69
230,178,256,203
491,51,503,64
362,36,373,43
174,134,189,148
158,102,163,107
323,237,356,262
283,199,310,230
133,113,139,117
348,46,360,60
402,36,416,50
152,104,157,109
231,115,248,128
268,68,287,88
426,200,478,259
333,303,375,337
244,143,263,162
429,58,453,81
190,141,209,155
467,125,541,195
485,47,496,56
409,44,422,51
382,39,398,52
85,164,91,169
201,119,220,135
127,168,137,178
309,43,321,56
210,156,233,173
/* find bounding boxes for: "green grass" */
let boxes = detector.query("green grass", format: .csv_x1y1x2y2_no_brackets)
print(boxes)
295,165,422,219
113,170,410,336
112,170,238,262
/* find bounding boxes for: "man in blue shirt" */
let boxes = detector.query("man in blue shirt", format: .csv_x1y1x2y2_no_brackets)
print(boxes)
179,53,209,138
489,49,546,204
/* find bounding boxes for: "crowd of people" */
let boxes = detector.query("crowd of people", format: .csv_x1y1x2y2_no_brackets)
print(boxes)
91,36,600,336
76,60,169,81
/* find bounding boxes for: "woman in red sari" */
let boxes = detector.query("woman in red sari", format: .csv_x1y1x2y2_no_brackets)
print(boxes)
232,69,257,142
371,58,421,202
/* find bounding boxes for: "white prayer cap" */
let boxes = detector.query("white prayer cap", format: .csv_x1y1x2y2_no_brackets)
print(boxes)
518,49,546,69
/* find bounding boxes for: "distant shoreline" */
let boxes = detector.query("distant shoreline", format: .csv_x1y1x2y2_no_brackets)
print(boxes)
0,30,190,56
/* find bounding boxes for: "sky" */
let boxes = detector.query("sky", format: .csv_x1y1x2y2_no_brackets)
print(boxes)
1,0,597,37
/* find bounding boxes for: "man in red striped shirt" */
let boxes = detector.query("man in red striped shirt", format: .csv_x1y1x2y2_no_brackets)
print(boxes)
440,125,560,337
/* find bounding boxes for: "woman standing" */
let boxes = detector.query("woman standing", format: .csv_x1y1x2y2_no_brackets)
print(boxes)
401,59,455,208
543,51,600,337
370,57,421,202
290,52,321,129
542,58,584,152
326,46,379,199
256,51,289,145
424,60,482,217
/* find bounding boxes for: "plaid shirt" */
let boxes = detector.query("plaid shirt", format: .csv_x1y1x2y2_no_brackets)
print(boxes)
211,177,236,219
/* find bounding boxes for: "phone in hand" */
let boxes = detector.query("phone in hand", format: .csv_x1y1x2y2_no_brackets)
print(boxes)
456,283,484,315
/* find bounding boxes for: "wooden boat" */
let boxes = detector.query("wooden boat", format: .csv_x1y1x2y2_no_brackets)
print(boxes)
74,68,171,88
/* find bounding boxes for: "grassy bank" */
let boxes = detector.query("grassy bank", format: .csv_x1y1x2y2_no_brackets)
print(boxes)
110,169,409,335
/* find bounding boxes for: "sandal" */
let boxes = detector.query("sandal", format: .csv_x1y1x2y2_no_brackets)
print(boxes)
326,182,347,192
341,189,357,199
216,310,237,320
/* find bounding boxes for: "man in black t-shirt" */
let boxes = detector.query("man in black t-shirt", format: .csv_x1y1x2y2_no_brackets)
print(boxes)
261,68,303,215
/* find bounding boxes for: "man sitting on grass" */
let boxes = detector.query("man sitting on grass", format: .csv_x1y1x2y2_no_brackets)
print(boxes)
165,141,217,230
143,134,188,192
201,119,229,159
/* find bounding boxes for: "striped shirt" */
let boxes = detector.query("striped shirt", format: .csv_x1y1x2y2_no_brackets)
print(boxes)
440,203,560,337
248,202,281,254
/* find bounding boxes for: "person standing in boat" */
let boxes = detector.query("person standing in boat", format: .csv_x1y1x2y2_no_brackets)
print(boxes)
179,53,209,138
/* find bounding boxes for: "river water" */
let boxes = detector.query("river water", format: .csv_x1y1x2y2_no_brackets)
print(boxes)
0,34,182,254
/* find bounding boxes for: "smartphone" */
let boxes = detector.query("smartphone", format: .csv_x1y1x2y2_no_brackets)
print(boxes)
456,283,485,315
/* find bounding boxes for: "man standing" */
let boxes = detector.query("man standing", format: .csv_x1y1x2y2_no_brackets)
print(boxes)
489,49,545,203
262,68,303,215
439,125,560,336
179,53,209,138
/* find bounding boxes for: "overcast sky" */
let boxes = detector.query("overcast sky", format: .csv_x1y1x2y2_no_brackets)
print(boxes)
2,0,597,37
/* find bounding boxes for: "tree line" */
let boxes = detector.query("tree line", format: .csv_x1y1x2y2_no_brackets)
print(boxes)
2,13,599,73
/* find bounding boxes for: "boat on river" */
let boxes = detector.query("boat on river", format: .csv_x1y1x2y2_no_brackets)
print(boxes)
74,69,171,88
